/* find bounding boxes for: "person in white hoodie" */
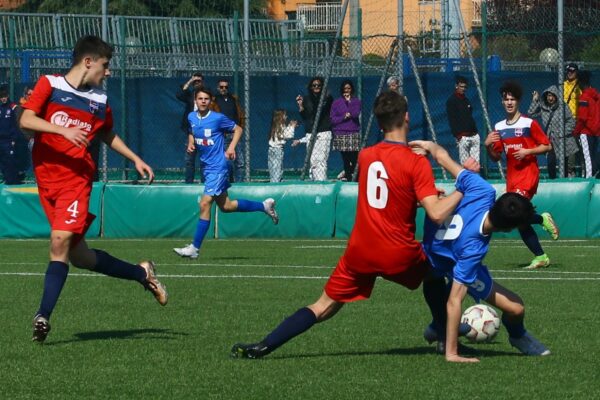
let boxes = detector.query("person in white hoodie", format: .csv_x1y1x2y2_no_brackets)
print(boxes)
268,109,297,182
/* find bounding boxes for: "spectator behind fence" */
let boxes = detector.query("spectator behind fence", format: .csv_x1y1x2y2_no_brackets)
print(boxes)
213,78,245,182
387,76,400,93
528,85,578,178
446,75,480,164
574,70,599,178
330,79,361,181
0,86,25,184
293,76,333,181
176,72,204,183
268,109,297,183
564,63,581,120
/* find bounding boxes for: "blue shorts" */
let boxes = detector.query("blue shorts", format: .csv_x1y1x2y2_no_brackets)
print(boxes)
203,171,230,197
430,260,494,302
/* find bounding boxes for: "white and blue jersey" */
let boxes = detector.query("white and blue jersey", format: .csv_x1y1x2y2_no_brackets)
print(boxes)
188,110,237,196
422,170,497,301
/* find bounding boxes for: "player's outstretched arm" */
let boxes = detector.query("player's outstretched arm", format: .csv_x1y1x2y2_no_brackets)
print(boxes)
446,281,479,363
100,130,154,183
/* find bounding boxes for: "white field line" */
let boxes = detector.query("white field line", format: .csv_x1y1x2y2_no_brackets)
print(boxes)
1,271,599,281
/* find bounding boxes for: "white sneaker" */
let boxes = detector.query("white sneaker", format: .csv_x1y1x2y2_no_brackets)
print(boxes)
263,198,279,225
173,244,199,259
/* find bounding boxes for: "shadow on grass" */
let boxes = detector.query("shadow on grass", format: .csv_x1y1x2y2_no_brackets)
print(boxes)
257,345,516,360
46,328,187,346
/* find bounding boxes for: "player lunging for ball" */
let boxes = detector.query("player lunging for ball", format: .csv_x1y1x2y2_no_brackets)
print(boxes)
412,140,551,363
20,35,168,343
231,91,465,359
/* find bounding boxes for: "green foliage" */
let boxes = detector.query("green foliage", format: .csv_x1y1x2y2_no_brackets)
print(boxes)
487,35,537,61
576,36,600,63
362,53,385,66
0,238,598,399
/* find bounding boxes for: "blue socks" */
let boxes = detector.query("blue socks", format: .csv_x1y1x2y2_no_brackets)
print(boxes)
93,249,146,282
193,219,211,249
502,313,526,339
236,199,265,212
37,261,69,319
518,225,544,256
262,307,318,350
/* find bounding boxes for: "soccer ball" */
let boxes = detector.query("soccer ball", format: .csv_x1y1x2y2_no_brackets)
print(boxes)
461,304,501,343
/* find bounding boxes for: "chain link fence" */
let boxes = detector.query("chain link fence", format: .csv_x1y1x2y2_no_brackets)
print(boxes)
1,1,600,183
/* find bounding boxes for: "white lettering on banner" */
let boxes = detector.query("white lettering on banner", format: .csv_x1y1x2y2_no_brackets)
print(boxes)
50,111,92,132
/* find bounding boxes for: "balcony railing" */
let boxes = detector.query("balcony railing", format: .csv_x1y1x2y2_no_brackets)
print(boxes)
297,3,342,32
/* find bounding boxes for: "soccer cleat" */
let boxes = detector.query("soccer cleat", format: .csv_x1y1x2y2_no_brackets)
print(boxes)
509,332,551,356
32,314,51,343
541,212,559,240
525,254,550,270
230,342,271,359
173,244,199,259
139,261,168,306
423,322,472,344
263,198,279,225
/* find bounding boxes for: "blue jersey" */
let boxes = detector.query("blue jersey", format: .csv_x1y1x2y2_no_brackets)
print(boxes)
188,110,236,173
422,170,496,286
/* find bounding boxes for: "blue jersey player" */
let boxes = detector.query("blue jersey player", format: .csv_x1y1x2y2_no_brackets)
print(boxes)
411,140,550,363
173,87,279,259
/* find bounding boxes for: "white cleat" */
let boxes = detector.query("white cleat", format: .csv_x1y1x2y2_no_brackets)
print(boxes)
263,198,279,225
173,244,199,259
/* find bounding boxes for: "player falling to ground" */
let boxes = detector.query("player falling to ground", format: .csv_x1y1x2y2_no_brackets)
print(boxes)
231,91,466,359
412,140,551,362
19,35,168,343
484,81,559,269
173,86,278,259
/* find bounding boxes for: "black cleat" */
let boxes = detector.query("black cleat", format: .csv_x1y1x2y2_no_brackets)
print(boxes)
32,314,51,343
230,342,271,359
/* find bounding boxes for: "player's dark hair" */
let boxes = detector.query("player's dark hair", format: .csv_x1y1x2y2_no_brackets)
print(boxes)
194,86,213,99
72,35,113,66
499,80,523,101
578,70,592,89
488,192,535,230
455,75,468,85
373,91,407,132
339,79,354,96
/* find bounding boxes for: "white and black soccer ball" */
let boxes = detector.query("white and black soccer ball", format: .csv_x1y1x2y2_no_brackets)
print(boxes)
461,304,501,343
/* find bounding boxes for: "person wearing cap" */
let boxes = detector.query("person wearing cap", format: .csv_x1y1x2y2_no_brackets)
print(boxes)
0,86,25,184
176,72,204,183
564,63,581,120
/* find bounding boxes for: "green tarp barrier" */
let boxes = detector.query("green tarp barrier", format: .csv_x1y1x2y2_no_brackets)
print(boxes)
0,183,103,238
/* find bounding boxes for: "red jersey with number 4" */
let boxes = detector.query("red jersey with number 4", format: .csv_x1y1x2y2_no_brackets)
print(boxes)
23,75,113,188
492,116,549,198
342,141,438,275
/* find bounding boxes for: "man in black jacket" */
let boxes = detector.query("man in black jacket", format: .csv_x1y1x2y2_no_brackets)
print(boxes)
446,75,480,164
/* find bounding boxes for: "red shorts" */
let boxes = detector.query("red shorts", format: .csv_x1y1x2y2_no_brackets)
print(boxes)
324,255,430,303
38,182,95,235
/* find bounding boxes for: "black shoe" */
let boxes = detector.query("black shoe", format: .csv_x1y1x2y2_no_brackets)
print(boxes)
32,314,51,343
435,341,478,355
230,342,271,359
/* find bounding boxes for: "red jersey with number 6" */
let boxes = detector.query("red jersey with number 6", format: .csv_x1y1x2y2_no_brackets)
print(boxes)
342,141,439,275
23,75,113,188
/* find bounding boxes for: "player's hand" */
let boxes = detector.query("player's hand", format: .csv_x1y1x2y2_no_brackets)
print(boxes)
484,131,500,146
446,354,480,363
463,157,481,173
62,127,89,148
225,149,236,160
408,140,436,156
135,160,154,184
186,143,195,153
513,148,530,160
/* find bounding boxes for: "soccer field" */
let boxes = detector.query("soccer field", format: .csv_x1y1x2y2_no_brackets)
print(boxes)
1,238,598,399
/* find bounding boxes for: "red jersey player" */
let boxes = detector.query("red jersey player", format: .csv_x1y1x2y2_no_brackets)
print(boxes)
231,91,465,359
484,81,559,269
20,35,167,344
